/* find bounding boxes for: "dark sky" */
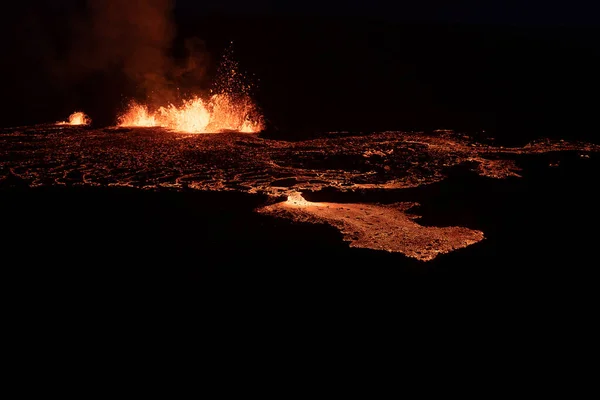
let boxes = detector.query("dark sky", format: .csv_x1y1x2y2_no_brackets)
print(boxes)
14,0,600,26
173,0,599,26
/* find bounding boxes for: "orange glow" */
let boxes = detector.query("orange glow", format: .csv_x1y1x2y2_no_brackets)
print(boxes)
58,111,91,126
117,94,263,133
116,104,157,127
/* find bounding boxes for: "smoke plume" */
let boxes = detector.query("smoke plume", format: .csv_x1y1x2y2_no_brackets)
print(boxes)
2,0,219,126
68,0,210,107
70,0,176,102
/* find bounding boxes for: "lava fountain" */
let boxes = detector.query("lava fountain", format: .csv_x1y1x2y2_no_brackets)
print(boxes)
117,41,264,134
58,111,91,126
118,94,263,133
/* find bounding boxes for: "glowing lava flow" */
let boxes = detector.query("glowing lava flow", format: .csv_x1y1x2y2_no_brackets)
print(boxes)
58,111,91,126
117,94,263,133
259,192,485,261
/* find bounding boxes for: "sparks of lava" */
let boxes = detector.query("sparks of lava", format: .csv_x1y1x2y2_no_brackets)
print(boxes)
58,111,91,126
117,94,263,133
118,42,263,134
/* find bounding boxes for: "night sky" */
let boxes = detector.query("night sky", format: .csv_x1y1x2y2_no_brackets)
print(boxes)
174,0,597,26
11,0,600,26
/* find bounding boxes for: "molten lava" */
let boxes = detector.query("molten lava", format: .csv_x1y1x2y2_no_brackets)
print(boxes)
118,94,263,133
58,111,91,126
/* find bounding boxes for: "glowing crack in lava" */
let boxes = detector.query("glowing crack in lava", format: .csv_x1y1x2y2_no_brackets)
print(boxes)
2,128,598,261
118,94,263,134
57,111,91,126
258,192,485,261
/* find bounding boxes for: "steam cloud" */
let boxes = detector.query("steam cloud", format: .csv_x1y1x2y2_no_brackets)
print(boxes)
67,0,209,106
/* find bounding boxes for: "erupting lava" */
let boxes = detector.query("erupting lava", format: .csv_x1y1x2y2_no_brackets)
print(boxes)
118,42,264,133
118,94,263,134
58,111,91,126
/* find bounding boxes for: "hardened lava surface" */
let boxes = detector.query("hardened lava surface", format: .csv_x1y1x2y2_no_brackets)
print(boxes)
1,125,597,260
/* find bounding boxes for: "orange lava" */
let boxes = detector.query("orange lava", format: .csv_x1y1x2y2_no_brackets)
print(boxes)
58,111,91,126
117,94,263,133
259,192,485,261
